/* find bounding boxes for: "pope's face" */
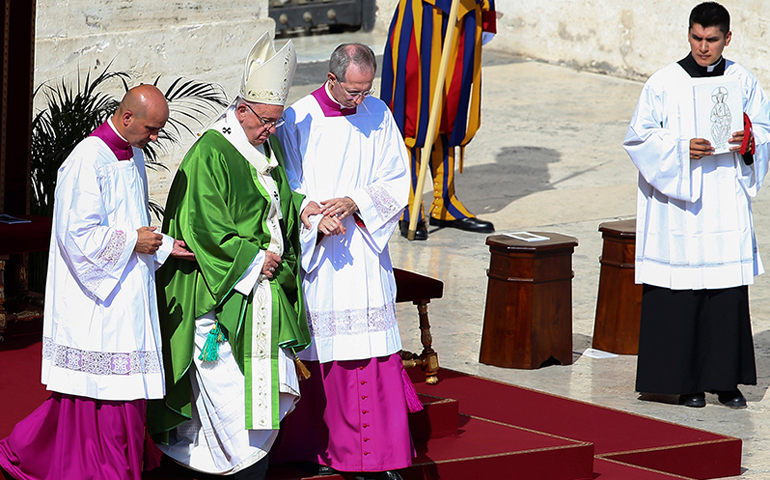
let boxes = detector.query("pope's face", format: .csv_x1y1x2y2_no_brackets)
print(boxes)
236,102,284,146
688,23,731,67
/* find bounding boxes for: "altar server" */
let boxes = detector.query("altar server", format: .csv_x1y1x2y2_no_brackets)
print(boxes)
623,2,770,409
0,85,193,480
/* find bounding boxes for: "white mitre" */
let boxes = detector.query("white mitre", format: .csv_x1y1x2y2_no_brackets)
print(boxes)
240,31,297,106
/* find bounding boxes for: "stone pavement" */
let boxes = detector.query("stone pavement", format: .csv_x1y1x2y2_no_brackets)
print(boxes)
282,32,770,479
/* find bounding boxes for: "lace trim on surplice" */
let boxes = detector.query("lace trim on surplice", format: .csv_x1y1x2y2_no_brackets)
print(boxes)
81,229,127,294
308,302,398,338
364,184,401,220
43,337,161,376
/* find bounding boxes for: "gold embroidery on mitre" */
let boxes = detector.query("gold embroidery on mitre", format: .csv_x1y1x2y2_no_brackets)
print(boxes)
240,32,297,106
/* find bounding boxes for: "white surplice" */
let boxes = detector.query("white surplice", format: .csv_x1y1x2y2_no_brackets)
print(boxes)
41,136,172,401
277,87,410,363
624,60,770,290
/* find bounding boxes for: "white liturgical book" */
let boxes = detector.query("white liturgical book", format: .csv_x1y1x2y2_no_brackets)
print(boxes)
692,77,743,155
505,232,550,242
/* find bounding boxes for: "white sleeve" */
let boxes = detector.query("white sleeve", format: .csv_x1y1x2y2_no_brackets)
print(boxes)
54,150,137,302
154,233,174,269
298,214,323,274
234,250,266,295
735,71,770,197
346,113,410,253
623,79,702,203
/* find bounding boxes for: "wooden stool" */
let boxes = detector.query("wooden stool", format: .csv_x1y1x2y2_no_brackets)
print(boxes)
394,268,443,384
592,219,642,355
479,233,578,369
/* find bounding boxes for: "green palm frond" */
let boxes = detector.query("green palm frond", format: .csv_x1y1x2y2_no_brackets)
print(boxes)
148,199,165,219
141,76,228,171
156,75,229,138
30,65,129,217
30,66,227,220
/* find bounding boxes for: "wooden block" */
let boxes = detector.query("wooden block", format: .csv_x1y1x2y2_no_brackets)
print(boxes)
479,233,578,369
592,220,643,355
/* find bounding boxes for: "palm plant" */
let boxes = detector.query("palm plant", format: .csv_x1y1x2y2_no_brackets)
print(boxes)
29,64,229,290
31,64,228,218
30,66,128,217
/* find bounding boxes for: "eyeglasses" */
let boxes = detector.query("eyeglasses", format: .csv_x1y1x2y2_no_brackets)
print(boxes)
243,102,285,129
333,77,375,99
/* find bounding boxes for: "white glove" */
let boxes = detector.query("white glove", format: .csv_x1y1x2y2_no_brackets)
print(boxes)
481,32,495,46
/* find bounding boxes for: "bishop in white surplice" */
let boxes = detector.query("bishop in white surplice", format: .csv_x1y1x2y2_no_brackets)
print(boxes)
42,130,172,400
272,44,416,477
279,81,410,364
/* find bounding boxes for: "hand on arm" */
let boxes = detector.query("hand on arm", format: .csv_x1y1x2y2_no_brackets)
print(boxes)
170,239,196,261
135,226,163,255
262,251,282,279
690,138,714,160
320,197,358,220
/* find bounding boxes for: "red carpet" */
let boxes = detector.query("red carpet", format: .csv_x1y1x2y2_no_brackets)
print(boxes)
407,369,741,480
0,322,740,480
0,321,50,440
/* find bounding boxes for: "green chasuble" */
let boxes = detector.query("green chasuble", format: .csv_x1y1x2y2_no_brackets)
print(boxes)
148,129,310,440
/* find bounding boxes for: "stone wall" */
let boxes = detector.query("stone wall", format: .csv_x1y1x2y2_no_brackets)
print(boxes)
34,1,275,211
35,1,274,95
372,0,770,86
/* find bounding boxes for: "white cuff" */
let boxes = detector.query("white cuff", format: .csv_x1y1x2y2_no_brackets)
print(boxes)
234,250,266,295
155,233,174,268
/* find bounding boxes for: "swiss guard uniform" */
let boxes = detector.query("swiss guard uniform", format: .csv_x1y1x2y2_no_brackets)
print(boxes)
381,0,497,239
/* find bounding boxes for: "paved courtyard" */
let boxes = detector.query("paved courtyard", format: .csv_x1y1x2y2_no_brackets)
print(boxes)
157,31,770,478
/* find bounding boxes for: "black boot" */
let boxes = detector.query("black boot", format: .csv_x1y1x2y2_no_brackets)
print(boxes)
399,220,428,240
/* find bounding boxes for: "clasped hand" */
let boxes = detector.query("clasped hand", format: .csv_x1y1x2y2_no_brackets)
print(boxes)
135,226,163,255
262,251,281,278
300,197,358,236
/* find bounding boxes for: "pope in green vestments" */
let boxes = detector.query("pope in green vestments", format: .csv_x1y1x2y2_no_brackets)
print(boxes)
149,127,310,438
147,32,307,477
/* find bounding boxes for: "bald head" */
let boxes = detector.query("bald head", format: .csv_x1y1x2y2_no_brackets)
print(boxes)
112,84,169,149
